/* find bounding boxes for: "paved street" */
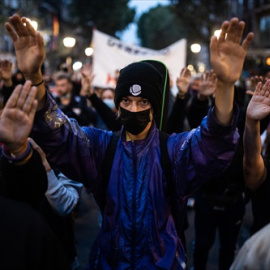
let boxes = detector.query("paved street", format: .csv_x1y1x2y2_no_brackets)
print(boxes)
74,188,254,270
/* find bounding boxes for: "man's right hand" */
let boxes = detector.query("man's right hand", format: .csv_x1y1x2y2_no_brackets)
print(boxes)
176,67,191,97
246,79,270,121
5,14,45,81
5,14,46,110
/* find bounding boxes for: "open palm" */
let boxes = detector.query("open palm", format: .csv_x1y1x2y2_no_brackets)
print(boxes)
0,81,37,152
210,18,254,84
5,14,45,75
199,70,217,97
176,67,191,94
247,80,270,121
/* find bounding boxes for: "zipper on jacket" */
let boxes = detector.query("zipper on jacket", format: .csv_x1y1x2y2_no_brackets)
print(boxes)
131,140,137,269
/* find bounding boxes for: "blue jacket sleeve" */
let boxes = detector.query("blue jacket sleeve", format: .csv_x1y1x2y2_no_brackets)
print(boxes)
31,91,113,196
168,102,240,198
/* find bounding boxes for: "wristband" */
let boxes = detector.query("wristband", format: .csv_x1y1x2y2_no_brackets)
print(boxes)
32,80,44,87
2,142,32,163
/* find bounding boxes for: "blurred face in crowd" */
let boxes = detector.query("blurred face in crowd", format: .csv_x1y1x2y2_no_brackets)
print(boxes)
55,78,72,97
101,88,114,100
101,88,115,110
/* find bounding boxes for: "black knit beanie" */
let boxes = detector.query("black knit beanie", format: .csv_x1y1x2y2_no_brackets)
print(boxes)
114,61,163,114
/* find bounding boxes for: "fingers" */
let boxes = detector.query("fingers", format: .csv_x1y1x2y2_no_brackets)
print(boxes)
8,14,29,37
6,14,38,41
210,36,218,60
4,81,37,114
217,17,254,50
218,20,229,43
179,67,191,78
28,137,42,154
254,81,263,96
22,84,37,114
242,32,254,51
28,100,38,121
21,17,36,37
226,18,239,42
28,137,46,161
261,80,270,97
5,22,18,42
16,81,32,109
235,21,245,44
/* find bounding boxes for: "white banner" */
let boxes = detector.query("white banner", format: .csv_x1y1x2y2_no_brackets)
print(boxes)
92,29,187,95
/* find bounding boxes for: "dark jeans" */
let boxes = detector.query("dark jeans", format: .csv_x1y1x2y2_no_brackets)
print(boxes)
193,192,245,270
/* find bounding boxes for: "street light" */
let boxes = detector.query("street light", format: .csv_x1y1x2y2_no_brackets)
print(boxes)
26,18,38,30
85,47,94,56
214,29,222,39
190,43,201,54
63,37,76,48
73,61,82,71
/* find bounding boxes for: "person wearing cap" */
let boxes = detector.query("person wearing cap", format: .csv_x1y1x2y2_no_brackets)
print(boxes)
1,15,253,269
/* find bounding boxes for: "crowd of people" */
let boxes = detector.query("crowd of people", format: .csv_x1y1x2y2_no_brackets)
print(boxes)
1,13,270,270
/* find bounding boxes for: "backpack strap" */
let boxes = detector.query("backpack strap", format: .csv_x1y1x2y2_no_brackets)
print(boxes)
100,131,120,212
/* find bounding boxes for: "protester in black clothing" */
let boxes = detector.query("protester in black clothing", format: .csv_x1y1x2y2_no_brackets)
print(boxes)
189,76,247,270
0,137,70,269
167,68,249,270
0,74,81,269
54,72,97,126
243,79,270,233
190,74,270,270
229,78,270,270
79,66,120,131
167,67,191,134
0,195,70,270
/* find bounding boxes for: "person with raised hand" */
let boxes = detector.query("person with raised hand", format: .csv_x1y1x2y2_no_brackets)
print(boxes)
0,80,37,157
244,80,270,190
166,67,192,133
243,79,270,233
176,67,192,99
4,15,253,270
5,14,46,110
210,17,253,126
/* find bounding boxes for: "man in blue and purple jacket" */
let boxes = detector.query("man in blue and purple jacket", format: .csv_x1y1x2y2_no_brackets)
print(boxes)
1,15,254,269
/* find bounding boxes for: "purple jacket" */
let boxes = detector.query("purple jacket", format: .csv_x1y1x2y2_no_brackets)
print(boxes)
31,93,239,269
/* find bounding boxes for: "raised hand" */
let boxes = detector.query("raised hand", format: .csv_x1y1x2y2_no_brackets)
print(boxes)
80,63,95,96
246,76,265,96
210,18,254,84
198,70,217,98
5,14,45,80
0,81,37,155
176,67,191,96
246,80,270,121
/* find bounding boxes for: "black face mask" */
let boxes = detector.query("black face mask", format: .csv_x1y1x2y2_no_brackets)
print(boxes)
119,107,151,135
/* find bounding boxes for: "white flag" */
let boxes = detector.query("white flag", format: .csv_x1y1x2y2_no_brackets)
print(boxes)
92,29,187,94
